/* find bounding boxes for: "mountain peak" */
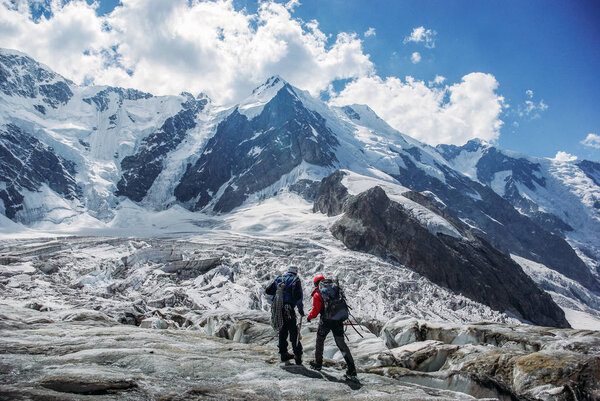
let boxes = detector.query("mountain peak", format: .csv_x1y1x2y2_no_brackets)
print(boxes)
238,75,296,119
252,75,288,93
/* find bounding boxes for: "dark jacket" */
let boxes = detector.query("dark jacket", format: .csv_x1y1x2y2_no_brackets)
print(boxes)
266,272,305,316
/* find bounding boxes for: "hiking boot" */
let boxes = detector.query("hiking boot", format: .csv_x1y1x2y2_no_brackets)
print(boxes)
344,373,359,383
309,360,321,371
294,354,302,365
280,353,294,362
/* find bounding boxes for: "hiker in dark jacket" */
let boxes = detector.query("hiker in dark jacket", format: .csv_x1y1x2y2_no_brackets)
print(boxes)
265,266,304,364
307,274,357,380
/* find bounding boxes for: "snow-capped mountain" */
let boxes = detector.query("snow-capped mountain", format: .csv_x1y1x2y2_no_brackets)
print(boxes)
438,140,600,277
2,48,600,329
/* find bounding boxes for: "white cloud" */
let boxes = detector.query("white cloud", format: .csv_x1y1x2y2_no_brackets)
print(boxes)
554,151,578,162
403,26,437,48
330,73,505,145
517,90,548,119
581,133,600,149
364,27,376,37
285,0,301,10
410,51,421,64
2,1,511,148
0,0,374,104
428,75,445,86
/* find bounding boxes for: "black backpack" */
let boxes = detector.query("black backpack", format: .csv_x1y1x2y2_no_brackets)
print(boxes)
318,279,349,322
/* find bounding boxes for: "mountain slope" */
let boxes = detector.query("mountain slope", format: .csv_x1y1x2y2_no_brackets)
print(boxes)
314,170,569,327
174,79,338,212
438,140,600,279
1,48,599,327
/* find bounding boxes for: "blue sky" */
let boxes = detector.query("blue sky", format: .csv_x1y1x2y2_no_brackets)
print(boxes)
6,0,600,161
294,0,600,160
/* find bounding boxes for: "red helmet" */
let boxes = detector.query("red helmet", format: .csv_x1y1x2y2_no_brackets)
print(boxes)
313,275,325,286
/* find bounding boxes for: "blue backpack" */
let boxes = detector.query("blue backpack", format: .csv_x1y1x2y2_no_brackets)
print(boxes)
275,274,298,304
318,279,349,322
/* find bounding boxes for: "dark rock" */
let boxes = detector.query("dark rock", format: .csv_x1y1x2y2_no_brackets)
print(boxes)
175,83,338,212
0,124,80,220
392,155,600,293
82,87,152,112
25,302,51,312
578,160,600,187
313,170,352,216
315,172,570,328
116,98,208,202
161,256,222,275
0,51,73,108
40,377,137,395
341,105,361,120
289,179,321,201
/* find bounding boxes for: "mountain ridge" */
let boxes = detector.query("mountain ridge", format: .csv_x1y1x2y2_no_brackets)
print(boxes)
1,48,599,328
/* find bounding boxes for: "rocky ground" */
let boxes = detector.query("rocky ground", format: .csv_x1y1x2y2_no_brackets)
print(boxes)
1,236,599,400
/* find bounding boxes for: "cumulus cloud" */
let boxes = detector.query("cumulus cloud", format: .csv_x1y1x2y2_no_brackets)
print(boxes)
554,151,578,162
330,73,505,145
0,0,374,103
410,52,421,64
581,133,600,149
403,26,437,48
2,0,511,147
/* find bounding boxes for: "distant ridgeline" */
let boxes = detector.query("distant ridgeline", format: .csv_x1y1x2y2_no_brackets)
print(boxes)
2,48,600,328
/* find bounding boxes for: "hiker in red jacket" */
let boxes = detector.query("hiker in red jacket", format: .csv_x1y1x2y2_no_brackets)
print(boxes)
307,274,357,381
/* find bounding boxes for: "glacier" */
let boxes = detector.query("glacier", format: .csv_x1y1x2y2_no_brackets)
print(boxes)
1,48,600,400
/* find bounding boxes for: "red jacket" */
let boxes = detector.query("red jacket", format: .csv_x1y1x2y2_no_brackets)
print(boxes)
307,288,323,320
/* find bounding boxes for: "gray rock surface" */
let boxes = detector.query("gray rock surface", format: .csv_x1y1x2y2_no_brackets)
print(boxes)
314,171,570,328
0,236,597,400
175,80,338,212
0,124,80,220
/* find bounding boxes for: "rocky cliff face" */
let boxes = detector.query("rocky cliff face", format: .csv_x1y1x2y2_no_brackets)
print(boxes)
116,96,208,202
314,170,570,328
438,140,600,281
175,81,338,212
392,151,600,293
0,124,80,221
0,49,73,111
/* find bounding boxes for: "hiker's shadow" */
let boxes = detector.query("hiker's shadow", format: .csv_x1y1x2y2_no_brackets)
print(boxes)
280,365,362,390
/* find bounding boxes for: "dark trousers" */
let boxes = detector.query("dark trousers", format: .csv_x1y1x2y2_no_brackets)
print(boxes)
278,305,303,356
315,320,356,375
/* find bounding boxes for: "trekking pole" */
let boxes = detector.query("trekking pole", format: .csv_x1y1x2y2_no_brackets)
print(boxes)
296,317,302,348
345,320,364,338
346,311,365,338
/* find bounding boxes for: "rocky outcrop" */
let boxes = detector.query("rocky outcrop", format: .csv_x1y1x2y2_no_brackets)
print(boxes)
374,318,600,400
0,49,73,108
175,82,338,212
0,124,80,219
116,97,208,202
82,87,152,112
578,160,600,189
392,154,600,293
314,171,570,328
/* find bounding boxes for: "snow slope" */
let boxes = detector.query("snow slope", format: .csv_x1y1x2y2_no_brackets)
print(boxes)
439,140,600,278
